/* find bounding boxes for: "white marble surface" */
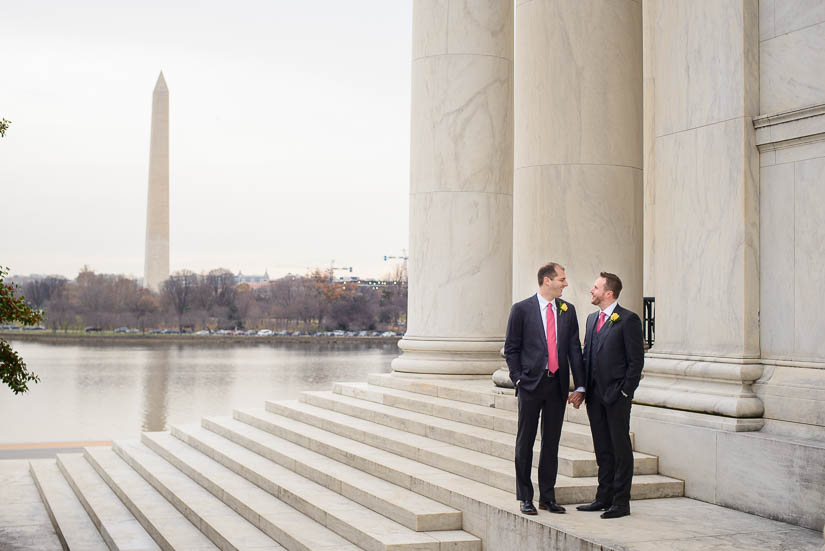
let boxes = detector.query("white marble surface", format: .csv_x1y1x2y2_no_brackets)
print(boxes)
761,0,825,40
759,0,775,41
631,414,718,503
512,164,644,325
400,0,513,375
144,72,169,292
651,118,759,357
717,429,825,532
755,365,825,428
761,21,825,115
760,162,796,358
643,0,658,299
761,152,825,365
652,0,758,137
794,156,825,359
405,191,512,340
515,0,642,169
413,0,512,60
512,0,643,333
410,55,513,195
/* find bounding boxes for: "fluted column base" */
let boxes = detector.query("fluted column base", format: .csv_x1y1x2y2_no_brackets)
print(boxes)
634,353,765,431
391,337,505,377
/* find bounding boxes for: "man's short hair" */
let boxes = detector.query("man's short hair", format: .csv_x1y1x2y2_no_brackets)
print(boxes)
600,271,622,298
537,262,564,286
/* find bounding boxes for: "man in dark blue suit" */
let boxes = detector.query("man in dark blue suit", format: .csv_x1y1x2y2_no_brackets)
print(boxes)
505,262,585,515
577,272,644,519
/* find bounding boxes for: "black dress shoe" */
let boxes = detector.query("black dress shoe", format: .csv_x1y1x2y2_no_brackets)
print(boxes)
576,500,611,512
538,500,566,513
600,505,630,519
520,501,538,515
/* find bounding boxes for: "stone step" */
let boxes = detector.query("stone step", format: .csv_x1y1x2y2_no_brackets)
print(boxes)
231,408,701,551
365,373,593,425
111,439,286,551
172,422,475,550
335,381,592,436
250,403,683,504
142,431,477,551
367,373,509,409
29,459,108,551
55,453,161,551
302,389,655,477
83,446,219,551
192,416,464,532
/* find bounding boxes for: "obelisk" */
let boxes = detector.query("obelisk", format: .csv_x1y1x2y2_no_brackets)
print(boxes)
144,71,169,291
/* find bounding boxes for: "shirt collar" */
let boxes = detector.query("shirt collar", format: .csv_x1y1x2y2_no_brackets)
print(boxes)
536,292,555,311
600,300,618,317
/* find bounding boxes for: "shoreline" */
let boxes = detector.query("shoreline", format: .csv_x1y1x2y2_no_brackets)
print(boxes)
1,331,403,346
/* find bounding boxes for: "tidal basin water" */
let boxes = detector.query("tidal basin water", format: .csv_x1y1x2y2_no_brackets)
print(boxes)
0,340,396,444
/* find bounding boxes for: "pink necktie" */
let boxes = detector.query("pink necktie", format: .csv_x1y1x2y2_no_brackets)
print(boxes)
547,304,559,374
596,312,607,333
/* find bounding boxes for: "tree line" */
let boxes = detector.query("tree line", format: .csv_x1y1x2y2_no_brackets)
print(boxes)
13,267,407,333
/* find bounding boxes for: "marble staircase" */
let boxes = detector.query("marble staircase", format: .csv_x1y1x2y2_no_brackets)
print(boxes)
19,374,820,550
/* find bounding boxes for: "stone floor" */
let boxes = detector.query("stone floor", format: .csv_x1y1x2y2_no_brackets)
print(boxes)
0,460,62,551
1,375,823,550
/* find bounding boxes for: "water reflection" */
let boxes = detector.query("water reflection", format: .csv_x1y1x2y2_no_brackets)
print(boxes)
0,340,395,444
141,347,172,432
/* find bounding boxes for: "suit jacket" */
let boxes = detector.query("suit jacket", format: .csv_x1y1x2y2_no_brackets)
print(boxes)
583,303,644,405
504,295,585,397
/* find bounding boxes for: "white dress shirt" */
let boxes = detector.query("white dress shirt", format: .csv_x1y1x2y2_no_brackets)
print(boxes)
537,293,585,393
596,299,624,396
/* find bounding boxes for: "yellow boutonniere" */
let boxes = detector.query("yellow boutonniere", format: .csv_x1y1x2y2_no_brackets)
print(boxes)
609,313,620,324
560,302,568,313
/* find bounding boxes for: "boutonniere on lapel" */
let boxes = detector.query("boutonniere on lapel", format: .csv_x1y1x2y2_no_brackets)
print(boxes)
559,302,568,315
609,312,620,325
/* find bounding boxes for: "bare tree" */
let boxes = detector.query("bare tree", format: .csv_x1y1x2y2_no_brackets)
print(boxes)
129,288,160,333
161,270,198,332
22,276,67,310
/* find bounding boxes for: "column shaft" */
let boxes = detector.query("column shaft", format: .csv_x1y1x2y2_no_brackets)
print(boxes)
393,0,514,376
512,0,643,334
638,0,763,424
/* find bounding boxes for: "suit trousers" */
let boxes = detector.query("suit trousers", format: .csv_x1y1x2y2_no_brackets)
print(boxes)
586,381,634,507
514,374,566,502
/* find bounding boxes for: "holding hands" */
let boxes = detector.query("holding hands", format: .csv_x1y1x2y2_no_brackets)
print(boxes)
568,391,585,409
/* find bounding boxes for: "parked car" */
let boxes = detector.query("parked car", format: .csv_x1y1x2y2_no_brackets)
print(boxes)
195,330,210,335
84,327,102,333
114,327,130,333
381,331,397,337
23,325,45,331
257,329,274,336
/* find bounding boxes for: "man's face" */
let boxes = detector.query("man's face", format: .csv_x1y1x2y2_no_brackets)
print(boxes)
590,277,610,306
544,268,568,299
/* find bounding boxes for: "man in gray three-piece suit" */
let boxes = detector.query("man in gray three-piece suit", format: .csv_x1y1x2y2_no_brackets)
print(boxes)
576,271,644,519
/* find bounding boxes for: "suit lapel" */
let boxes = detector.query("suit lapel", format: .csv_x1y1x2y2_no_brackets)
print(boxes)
532,295,547,347
554,298,565,344
594,304,620,355
584,311,597,356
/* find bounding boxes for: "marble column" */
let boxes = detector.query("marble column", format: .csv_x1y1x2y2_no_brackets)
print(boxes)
511,0,643,343
637,0,763,426
144,71,170,292
392,0,513,377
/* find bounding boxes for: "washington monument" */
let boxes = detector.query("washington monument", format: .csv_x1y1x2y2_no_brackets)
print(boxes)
144,71,169,291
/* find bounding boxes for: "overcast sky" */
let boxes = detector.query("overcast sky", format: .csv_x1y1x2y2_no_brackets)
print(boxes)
1,1,412,281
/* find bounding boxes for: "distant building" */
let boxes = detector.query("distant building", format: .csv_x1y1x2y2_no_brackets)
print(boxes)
235,270,270,287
